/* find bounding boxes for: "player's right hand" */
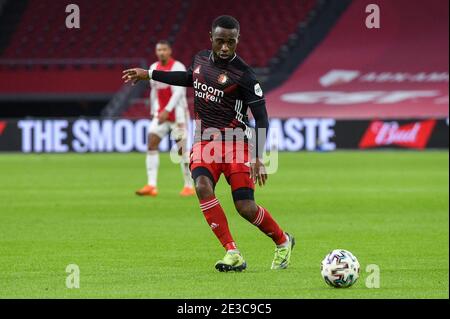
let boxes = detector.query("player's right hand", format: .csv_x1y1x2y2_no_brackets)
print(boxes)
250,158,268,187
158,110,169,124
122,68,149,85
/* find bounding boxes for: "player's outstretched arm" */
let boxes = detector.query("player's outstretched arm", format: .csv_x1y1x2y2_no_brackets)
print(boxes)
123,68,193,87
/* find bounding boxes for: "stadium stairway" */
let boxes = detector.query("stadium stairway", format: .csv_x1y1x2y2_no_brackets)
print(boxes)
263,0,352,91
100,0,189,117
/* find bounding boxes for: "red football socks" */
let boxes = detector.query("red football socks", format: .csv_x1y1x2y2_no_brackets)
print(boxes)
252,206,287,245
200,197,237,251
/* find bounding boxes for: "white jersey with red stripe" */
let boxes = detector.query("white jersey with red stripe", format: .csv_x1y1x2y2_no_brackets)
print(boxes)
149,58,189,124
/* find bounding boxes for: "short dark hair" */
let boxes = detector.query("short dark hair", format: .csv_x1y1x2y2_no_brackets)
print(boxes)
156,40,171,47
211,15,240,32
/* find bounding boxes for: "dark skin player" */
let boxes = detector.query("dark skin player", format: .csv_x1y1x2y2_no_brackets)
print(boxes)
123,27,268,223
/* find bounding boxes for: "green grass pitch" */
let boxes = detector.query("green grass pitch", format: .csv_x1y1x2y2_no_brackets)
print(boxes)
0,151,448,298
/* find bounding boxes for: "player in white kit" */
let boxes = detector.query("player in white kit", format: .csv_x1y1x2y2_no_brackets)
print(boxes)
136,40,195,197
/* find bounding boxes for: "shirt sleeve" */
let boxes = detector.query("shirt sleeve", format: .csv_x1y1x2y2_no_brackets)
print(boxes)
241,69,268,158
151,57,194,87
240,69,265,106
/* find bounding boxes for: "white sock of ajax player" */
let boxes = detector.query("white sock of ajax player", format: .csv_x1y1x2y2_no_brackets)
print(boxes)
136,40,195,197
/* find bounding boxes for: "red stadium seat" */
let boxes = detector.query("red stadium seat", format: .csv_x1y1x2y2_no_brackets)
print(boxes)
0,0,317,97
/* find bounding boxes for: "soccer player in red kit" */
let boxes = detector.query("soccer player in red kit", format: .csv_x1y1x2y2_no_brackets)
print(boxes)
123,15,295,271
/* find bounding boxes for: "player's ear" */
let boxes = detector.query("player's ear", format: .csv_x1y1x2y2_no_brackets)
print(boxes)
209,31,213,42
234,31,240,45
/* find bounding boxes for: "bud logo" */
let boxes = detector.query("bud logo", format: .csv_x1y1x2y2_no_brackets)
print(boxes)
359,120,436,149
0,121,6,135
319,70,360,87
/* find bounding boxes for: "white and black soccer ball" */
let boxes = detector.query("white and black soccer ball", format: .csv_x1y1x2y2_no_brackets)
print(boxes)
321,249,360,288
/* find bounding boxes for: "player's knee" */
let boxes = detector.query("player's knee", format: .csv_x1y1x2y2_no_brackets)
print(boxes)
235,200,258,222
195,177,215,200
148,134,161,151
148,144,158,151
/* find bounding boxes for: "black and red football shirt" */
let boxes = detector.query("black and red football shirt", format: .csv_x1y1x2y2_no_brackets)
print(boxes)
186,50,265,141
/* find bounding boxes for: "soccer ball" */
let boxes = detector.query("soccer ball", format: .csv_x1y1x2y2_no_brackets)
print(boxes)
321,249,360,288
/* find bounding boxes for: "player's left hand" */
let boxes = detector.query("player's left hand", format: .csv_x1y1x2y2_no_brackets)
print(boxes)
122,68,149,85
158,110,169,124
250,158,267,187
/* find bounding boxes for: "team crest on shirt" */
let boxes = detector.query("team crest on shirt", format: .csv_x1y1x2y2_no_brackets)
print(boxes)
217,73,228,85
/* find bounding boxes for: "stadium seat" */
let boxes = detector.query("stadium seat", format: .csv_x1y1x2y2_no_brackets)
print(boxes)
2,0,316,68
0,0,317,99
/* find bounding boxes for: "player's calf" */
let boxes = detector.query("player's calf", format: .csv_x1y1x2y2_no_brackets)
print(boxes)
234,199,258,222
235,197,292,255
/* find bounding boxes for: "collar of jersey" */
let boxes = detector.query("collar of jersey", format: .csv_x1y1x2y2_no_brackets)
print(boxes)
209,52,237,65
